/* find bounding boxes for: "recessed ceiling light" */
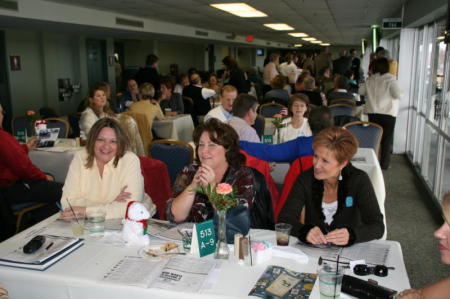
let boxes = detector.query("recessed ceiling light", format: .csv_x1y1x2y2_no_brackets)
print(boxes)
302,37,316,41
263,23,294,31
320,43,331,46
288,32,308,37
294,44,303,47
210,3,267,17
310,40,322,44
437,36,445,40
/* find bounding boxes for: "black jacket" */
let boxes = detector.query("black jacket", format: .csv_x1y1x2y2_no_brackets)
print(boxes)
249,168,275,230
278,164,384,246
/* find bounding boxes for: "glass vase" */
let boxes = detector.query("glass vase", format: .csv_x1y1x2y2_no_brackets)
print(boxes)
214,209,229,259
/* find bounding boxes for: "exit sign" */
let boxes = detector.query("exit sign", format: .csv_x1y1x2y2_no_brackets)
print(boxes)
382,18,402,29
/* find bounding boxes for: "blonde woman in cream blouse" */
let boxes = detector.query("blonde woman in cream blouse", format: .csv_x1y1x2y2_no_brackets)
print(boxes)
60,118,155,220
274,93,312,144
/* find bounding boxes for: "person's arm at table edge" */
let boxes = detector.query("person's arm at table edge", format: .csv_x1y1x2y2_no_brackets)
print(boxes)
0,132,46,181
239,136,314,163
421,277,450,299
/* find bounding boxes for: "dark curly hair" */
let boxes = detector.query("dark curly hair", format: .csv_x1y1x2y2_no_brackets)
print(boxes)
193,118,245,169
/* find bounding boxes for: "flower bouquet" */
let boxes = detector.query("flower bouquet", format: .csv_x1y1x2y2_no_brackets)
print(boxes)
196,183,237,259
271,111,288,144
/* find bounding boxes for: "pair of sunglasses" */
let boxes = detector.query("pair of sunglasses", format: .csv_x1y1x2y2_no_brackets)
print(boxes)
353,264,389,277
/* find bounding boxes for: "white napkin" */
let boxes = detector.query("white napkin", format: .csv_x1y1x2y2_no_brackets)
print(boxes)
272,246,309,264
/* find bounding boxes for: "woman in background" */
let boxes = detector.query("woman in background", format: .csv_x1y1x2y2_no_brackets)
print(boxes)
397,191,450,298
61,118,155,220
274,93,312,143
79,85,114,137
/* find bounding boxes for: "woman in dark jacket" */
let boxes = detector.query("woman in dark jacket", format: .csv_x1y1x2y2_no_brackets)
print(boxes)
222,56,250,94
279,126,384,246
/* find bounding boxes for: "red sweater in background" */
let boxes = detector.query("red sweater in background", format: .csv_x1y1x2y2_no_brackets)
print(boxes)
0,128,46,187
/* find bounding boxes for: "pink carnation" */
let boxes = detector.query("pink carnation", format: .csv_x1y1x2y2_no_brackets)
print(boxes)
216,183,233,195
273,114,283,118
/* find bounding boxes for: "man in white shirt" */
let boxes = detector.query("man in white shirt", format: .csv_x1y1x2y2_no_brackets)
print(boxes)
228,94,260,143
182,73,216,125
204,85,237,123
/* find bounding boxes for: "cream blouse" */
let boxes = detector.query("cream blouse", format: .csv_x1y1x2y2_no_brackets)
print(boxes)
61,150,155,219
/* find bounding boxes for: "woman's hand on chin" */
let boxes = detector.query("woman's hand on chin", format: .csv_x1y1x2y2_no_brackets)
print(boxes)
197,165,215,187
325,228,350,246
306,226,327,245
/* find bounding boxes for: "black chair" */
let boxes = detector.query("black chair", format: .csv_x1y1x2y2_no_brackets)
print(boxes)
259,102,287,118
252,115,265,139
68,112,81,138
12,114,32,136
44,117,70,138
329,103,354,117
249,168,275,230
12,202,48,233
149,139,194,185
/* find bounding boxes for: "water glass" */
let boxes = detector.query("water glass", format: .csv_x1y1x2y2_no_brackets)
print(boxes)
86,205,106,237
275,223,292,246
180,229,192,252
318,263,344,299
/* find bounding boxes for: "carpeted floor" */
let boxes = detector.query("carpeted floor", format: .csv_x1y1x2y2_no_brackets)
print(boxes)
384,154,450,288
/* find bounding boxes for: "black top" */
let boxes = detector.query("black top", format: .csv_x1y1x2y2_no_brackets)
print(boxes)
301,90,323,106
160,93,184,114
134,66,160,91
227,67,249,94
278,164,384,246
183,85,211,116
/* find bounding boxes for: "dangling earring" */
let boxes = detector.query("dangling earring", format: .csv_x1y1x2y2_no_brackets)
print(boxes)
338,171,342,181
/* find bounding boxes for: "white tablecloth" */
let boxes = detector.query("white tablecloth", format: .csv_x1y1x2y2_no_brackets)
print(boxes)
0,215,409,299
153,114,195,142
29,147,80,183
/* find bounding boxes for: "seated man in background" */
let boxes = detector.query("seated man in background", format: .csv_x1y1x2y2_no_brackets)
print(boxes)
0,103,62,241
228,94,260,143
182,73,215,125
120,78,141,111
204,85,237,123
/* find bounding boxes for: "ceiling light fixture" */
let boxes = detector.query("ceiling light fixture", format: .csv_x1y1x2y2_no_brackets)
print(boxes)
294,44,303,47
310,40,322,44
263,23,294,31
288,32,308,37
302,37,316,41
320,43,331,46
210,3,267,17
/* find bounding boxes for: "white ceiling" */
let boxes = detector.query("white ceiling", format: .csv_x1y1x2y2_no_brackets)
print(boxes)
46,0,408,46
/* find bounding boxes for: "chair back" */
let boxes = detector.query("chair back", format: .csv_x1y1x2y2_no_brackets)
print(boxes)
259,102,287,118
328,103,354,117
12,115,31,136
249,168,275,230
11,202,48,233
68,112,81,138
329,98,356,106
252,115,265,139
343,121,384,157
138,156,172,220
182,96,193,115
149,140,194,185
43,117,70,138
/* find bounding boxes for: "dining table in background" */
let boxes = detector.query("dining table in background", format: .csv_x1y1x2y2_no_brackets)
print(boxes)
152,114,195,143
0,214,410,299
28,138,81,183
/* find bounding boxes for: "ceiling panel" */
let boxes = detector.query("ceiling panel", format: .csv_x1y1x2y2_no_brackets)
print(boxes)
46,0,408,45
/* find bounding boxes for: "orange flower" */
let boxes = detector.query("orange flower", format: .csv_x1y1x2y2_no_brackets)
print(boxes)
26,110,36,116
216,183,233,195
273,114,283,118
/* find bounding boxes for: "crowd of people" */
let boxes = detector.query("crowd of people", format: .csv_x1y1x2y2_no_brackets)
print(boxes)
1,48,448,298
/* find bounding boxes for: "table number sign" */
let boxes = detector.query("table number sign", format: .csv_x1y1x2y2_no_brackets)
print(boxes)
14,128,27,143
190,220,216,257
262,135,273,144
